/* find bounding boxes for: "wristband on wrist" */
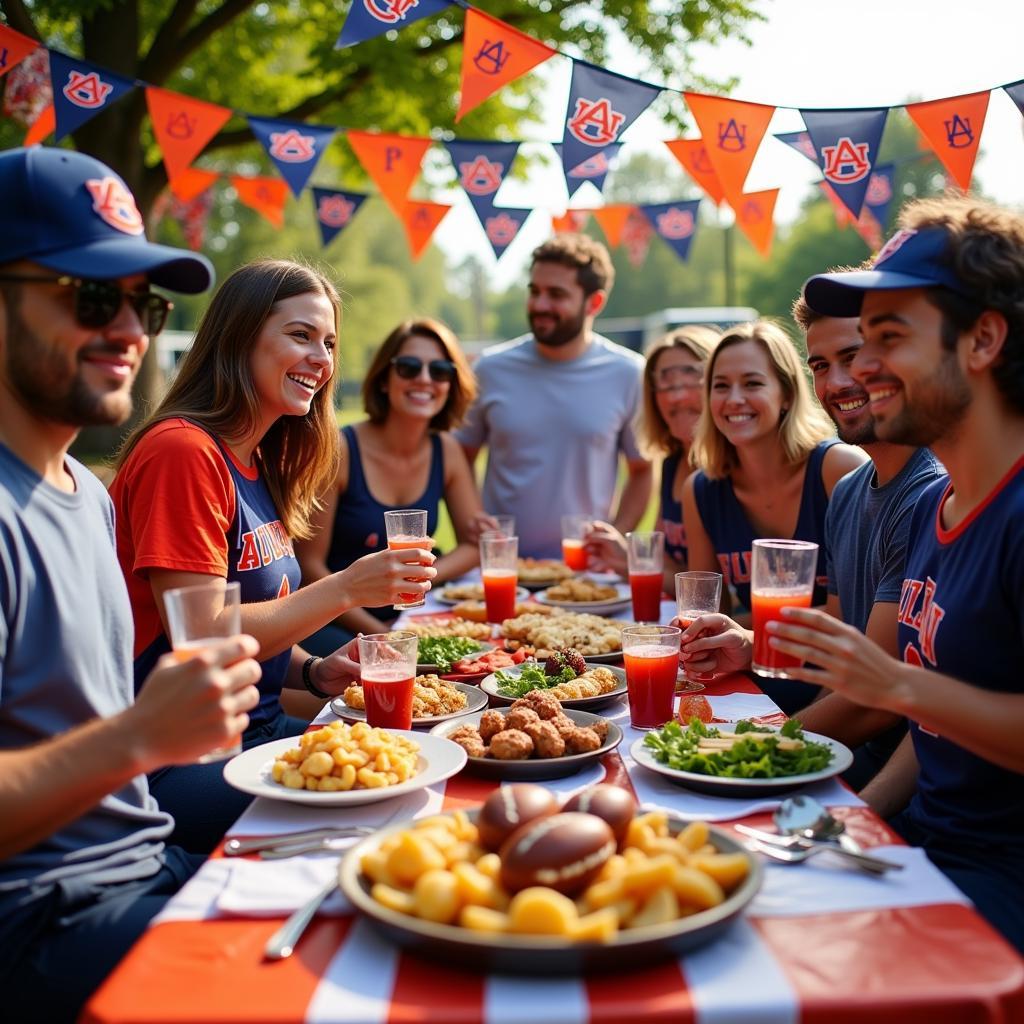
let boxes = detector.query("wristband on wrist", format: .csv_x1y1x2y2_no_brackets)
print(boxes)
302,656,330,700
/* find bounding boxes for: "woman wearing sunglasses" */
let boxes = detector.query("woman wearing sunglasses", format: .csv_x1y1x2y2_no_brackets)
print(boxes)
296,317,482,653
583,325,719,582
109,260,436,853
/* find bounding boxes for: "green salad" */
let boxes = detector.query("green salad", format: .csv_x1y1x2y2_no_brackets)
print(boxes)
493,662,576,698
416,636,483,673
642,718,833,779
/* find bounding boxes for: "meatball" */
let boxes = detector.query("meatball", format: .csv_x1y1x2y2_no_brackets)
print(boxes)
489,729,535,760
588,719,609,743
563,726,602,755
550,712,577,739
524,719,566,759
447,725,486,759
479,709,507,743
520,689,562,721
506,706,541,732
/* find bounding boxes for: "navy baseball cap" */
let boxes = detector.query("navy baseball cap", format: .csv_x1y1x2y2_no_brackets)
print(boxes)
0,146,213,294
803,226,972,317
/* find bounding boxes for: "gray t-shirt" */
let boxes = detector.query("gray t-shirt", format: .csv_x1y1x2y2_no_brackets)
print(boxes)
456,334,646,557
824,447,946,632
0,444,171,897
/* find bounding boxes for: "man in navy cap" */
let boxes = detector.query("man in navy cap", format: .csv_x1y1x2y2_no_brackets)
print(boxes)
768,194,1024,953
0,146,261,1020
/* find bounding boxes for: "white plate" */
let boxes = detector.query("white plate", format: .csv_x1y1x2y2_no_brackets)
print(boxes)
223,731,467,806
630,726,854,797
480,664,628,711
329,682,488,728
434,586,529,606
534,582,633,615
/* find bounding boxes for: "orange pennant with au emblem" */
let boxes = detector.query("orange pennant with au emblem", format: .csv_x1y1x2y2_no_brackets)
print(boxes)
230,174,288,229
0,25,40,80
146,87,233,184
168,167,219,203
24,102,55,146
664,138,727,206
731,188,778,257
590,204,634,248
551,209,591,234
905,90,990,192
683,94,775,208
347,130,432,214
457,8,557,122
393,198,451,260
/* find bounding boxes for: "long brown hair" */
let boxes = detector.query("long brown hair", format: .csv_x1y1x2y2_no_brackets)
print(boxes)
362,317,477,431
118,259,341,539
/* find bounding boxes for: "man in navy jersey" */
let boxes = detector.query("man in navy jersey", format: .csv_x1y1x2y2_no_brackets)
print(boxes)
768,195,1024,953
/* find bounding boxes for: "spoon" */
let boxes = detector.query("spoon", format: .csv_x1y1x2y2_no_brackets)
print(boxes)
774,795,866,855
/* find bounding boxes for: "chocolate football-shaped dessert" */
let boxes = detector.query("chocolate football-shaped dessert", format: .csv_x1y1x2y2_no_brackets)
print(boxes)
477,783,559,852
562,784,637,848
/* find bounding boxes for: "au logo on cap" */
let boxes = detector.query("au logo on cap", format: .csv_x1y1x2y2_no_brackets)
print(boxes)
873,228,917,266
85,177,145,235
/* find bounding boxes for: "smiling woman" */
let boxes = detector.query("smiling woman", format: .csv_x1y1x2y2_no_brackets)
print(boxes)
106,260,438,854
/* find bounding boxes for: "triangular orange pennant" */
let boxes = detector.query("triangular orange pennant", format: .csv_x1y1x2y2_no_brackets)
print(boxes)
347,130,432,214
591,204,634,248
169,167,219,203
683,94,775,207
457,8,557,122
905,90,990,192
551,210,591,234
731,188,778,257
393,199,451,260
24,103,55,146
0,25,40,80
146,87,233,183
230,174,288,228
664,138,727,206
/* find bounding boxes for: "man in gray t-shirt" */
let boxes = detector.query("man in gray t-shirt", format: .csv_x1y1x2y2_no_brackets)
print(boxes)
0,146,260,1021
457,234,651,558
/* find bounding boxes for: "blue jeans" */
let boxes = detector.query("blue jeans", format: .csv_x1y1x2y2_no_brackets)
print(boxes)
0,845,203,1023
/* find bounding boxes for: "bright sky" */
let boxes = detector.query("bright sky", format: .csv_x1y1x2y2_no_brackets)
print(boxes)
432,0,1024,289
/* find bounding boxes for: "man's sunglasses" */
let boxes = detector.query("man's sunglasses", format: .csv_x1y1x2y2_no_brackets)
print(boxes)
390,354,457,383
0,274,172,336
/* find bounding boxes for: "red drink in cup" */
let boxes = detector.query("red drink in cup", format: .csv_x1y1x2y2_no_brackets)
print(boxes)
629,571,663,622
562,538,588,571
361,666,415,730
750,539,819,678
483,569,518,623
675,571,723,684
384,509,431,610
622,625,682,729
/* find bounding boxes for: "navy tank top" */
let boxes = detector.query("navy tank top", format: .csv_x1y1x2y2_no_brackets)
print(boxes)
692,439,838,611
325,425,444,619
657,450,687,567
133,426,301,731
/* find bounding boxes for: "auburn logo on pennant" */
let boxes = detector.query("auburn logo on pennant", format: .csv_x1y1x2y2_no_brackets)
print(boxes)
567,97,625,146
656,207,695,239
485,212,519,245
459,157,503,196
363,0,419,24
569,152,610,178
866,171,893,205
269,128,316,162
63,70,113,109
85,177,144,235
318,194,355,227
821,136,871,184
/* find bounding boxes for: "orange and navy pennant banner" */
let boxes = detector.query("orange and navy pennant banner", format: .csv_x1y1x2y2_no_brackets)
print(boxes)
168,167,219,203
311,187,368,248
732,188,778,257
230,174,288,228
554,141,622,198
24,103,55,145
622,206,655,267
774,129,818,166
905,91,989,192
560,61,660,185
347,129,432,213
640,199,701,262
456,7,557,122
682,94,776,208
551,209,590,234
801,107,888,219
49,50,135,141
663,138,727,206
480,206,531,260
0,25,39,80
145,87,232,184
590,204,634,248
335,0,451,49
445,139,520,223
393,198,452,260
864,162,896,232
248,116,336,197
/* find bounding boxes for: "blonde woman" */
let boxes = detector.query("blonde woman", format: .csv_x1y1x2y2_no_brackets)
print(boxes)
585,325,718,586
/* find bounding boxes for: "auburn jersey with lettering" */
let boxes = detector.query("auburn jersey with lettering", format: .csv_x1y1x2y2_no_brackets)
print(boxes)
897,456,1024,847
111,419,301,729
